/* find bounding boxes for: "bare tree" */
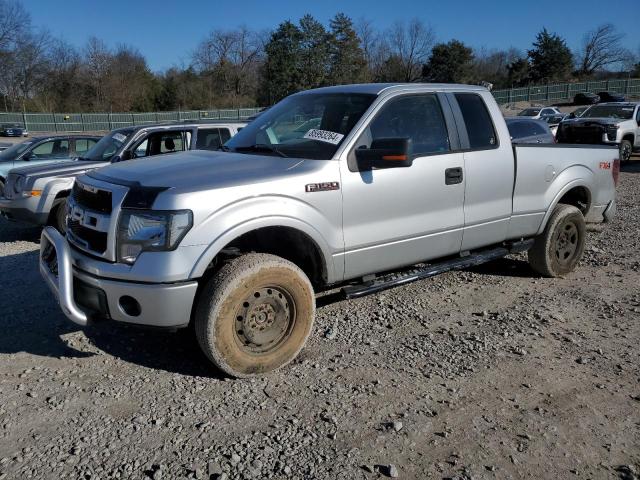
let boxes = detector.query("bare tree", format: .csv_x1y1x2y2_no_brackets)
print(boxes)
576,24,628,76
84,37,111,109
0,0,29,51
386,18,435,82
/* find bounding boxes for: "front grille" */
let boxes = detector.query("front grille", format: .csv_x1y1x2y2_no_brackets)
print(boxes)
68,219,108,253
559,125,605,144
72,182,112,213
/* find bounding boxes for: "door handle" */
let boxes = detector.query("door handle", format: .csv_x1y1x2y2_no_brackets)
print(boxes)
445,167,463,185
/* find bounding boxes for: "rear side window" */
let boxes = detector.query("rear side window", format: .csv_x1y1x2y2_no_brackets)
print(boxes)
196,128,231,151
455,93,497,150
362,94,450,157
75,138,98,154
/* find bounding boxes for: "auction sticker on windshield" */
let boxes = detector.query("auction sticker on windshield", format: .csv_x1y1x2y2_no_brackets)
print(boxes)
113,133,127,143
303,129,344,145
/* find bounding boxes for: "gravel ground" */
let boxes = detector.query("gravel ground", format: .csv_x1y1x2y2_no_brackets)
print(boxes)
0,161,639,480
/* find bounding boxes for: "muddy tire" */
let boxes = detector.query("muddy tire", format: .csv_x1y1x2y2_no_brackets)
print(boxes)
195,253,315,377
528,204,586,277
50,199,68,234
620,139,632,163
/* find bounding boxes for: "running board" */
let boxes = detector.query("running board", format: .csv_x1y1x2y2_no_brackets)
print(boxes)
341,239,534,299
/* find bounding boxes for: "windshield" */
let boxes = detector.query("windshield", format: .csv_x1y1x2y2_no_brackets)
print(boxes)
0,141,32,161
225,93,376,160
81,129,134,161
518,108,540,116
582,105,634,120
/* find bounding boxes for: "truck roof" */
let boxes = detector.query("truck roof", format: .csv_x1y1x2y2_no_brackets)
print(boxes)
297,83,488,96
111,120,247,135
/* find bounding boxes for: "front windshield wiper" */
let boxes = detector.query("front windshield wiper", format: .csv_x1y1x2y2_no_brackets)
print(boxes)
234,144,288,158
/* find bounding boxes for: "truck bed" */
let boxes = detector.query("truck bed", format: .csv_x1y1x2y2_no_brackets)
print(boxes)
508,143,618,239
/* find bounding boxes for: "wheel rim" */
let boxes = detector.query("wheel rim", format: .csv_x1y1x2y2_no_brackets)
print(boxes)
554,220,579,266
234,286,295,354
621,143,631,162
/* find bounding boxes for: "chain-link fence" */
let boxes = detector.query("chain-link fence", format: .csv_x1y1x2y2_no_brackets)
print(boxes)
492,78,640,105
0,108,263,133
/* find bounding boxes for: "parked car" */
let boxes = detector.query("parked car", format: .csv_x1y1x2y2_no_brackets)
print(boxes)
597,91,625,103
0,123,28,137
0,135,101,196
567,106,590,119
0,121,245,231
505,117,555,143
40,83,618,377
574,92,600,105
557,102,640,162
517,106,562,119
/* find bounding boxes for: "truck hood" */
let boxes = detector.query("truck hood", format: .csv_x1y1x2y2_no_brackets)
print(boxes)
11,159,108,180
88,150,326,190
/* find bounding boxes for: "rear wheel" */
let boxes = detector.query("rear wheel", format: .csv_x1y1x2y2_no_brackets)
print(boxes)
528,204,586,277
195,253,315,377
620,139,632,163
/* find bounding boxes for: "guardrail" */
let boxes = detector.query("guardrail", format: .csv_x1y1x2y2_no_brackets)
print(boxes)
492,78,640,105
0,108,262,133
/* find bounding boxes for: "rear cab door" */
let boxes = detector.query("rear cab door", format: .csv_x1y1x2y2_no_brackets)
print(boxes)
447,91,514,251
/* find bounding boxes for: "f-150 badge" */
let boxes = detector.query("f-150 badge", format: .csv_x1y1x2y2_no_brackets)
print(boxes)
305,182,340,193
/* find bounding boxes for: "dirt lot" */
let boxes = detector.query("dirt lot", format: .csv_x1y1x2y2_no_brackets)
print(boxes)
0,159,639,480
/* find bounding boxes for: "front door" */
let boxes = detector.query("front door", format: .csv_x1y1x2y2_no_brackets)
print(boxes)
341,93,465,280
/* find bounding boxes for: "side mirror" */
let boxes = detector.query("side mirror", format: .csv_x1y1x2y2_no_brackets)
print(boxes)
22,151,32,160
355,138,412,170
120,150,132,161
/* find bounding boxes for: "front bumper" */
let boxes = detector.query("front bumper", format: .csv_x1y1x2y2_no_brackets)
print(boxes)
40,227,198,328
0,196,49,225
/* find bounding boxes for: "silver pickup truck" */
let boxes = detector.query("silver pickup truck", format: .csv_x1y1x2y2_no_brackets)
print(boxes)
40,83,618,377
0,121,245,231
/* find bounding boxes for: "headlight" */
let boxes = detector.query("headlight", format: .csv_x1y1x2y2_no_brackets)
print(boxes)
13,175,25,195
117,209,193,264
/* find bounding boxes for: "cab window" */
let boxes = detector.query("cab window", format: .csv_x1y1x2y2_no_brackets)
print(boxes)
131,131,189,158
454,93,498,150
30,139,70,159
75,138,98,155
196,128,231,150
354,94,450,158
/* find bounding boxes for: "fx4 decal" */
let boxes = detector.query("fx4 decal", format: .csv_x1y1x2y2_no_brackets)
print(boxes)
599,162,611,170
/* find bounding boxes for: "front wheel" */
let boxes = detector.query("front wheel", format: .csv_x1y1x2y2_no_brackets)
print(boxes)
528,204,586,277
195,253,315,377
620,139,632,163
50,199,68,234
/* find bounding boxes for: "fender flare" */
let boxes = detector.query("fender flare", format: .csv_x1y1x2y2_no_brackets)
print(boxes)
189,215,339,283
537,178,592,235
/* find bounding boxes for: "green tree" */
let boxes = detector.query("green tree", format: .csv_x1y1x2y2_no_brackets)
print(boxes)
422,40,474,83
298,14,329,89
527,28,573,82
327,13,367,85
507,57,530,87
259,21,303,104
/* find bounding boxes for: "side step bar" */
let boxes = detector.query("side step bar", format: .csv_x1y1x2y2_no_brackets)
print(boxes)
341,239,534,299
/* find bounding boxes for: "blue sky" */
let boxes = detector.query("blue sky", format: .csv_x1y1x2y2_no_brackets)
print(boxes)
22,0,640,72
